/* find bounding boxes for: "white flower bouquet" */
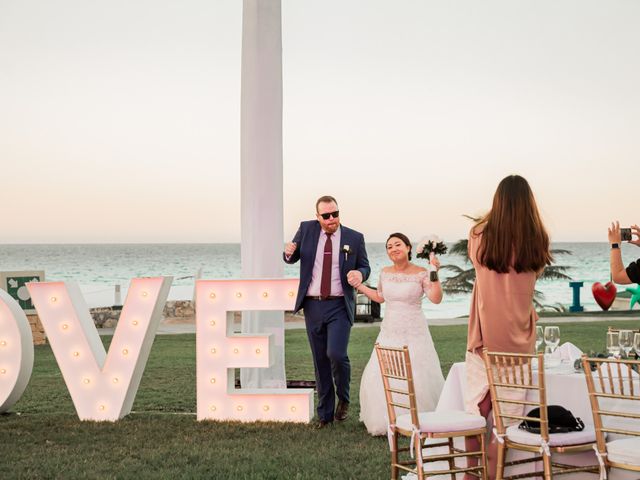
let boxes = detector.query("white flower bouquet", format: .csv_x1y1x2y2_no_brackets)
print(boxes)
416,235,447,282
416,235,448,259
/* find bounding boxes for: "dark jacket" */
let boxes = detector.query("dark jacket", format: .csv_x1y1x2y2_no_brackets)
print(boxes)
283,220,370,324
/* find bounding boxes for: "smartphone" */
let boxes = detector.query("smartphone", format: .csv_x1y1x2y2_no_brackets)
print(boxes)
621,228,632,242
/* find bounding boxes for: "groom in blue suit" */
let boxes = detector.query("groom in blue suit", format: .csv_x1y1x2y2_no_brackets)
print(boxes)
284,195,370,427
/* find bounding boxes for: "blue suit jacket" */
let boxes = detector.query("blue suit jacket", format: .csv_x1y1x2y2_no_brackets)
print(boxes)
283,221,370,324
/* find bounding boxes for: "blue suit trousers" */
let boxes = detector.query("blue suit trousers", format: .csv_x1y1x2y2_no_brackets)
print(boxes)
303,297,352,422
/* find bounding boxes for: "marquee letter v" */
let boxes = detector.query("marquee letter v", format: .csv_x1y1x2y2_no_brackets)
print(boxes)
28,277,171,421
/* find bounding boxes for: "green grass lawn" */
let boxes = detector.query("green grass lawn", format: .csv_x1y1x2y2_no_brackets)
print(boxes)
1,321,633,479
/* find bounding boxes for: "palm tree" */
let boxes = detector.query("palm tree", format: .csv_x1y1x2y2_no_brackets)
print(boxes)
441,238,572,312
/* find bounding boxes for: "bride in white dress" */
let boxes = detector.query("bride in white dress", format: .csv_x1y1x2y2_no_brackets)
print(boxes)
356,232,445,436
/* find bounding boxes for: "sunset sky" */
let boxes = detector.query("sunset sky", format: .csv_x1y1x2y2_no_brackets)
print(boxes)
2,0,638,243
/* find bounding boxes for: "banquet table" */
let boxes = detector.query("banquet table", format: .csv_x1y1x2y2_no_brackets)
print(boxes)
434,360,639,479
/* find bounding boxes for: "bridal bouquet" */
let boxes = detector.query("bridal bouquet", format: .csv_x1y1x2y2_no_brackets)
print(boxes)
416,235,448,259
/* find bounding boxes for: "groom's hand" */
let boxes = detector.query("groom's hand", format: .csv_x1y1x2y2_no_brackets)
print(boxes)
284,242,297,257
347,270,363,288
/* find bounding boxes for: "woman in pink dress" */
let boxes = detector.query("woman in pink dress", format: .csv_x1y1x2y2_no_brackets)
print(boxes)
464,175,552,479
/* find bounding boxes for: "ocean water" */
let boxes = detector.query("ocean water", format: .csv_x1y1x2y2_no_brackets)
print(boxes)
0,242,637,317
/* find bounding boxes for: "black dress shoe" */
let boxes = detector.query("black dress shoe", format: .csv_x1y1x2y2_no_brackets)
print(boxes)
335,401,349,421
315,419,333,429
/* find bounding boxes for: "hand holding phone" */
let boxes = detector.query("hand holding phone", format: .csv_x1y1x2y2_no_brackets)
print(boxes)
621,228,632,242
630,225,640,246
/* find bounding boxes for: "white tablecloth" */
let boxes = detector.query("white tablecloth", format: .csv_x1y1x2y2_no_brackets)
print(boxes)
435,362,639,479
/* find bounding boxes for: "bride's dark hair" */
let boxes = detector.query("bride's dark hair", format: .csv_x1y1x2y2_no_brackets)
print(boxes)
386,232,412,261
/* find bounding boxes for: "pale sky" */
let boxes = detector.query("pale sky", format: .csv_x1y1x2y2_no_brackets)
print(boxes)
1,0,638,243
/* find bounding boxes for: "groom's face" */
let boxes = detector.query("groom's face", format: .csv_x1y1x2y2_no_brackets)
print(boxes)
317,201,340,234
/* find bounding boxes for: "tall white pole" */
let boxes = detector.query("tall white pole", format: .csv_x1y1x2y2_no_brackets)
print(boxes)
240,0,286,388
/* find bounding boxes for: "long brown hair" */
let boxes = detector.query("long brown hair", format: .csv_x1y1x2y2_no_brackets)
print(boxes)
476,175,552,273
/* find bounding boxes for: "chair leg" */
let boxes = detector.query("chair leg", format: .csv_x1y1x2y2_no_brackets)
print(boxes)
448,437,456,480
479,433,488,480
390,432,399,480
416,436,425,480
495,442,505,480
542,451,553,480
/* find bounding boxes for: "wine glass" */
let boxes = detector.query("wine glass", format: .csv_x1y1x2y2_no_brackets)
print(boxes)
619,330,634,357
606,331,620,356
544,326,560,353
633,333,640,358
536,326,544,353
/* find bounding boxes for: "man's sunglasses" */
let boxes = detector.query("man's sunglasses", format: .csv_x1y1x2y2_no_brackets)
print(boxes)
319,211,339,220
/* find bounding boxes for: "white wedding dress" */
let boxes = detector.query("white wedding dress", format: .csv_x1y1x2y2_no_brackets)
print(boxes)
359,270,445,436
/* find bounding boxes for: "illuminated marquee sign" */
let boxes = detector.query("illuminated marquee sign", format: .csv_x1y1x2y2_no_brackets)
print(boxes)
27,278,172,421
196,279,313,422
1,277,314,423
0,289,34,412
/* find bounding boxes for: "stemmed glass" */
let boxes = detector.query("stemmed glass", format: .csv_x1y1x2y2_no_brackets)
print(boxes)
606,331,621,357
536,326,544,353
619,330,634,357
544,326,560,353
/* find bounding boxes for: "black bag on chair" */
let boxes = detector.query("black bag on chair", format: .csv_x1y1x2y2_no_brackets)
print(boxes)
518,405,585,434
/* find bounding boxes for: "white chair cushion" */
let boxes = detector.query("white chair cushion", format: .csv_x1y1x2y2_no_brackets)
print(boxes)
505,424,596,447
396,411,486,433
607,437,640,466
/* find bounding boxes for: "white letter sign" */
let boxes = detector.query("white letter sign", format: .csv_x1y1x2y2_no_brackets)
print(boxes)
0,289,34,412
27,277,171,421
196,279,313,422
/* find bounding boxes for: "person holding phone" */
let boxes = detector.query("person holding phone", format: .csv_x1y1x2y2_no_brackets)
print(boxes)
283,195,370,428
608,222,640,284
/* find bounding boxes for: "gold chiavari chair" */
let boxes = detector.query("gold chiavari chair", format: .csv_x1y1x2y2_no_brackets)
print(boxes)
483,349,599,480
581,355,640,478
607,326,640,334
375,343,487,480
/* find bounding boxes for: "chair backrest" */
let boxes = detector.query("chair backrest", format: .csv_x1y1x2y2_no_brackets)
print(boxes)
607,327,640,334
483,349,549,439
581,355,640,450
374,343,419,427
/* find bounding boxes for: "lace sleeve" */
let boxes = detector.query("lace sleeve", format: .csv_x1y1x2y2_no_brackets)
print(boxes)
421,271,432,295
376,272,384,300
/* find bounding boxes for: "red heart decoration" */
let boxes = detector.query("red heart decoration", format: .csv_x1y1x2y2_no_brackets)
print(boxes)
592,282,617,311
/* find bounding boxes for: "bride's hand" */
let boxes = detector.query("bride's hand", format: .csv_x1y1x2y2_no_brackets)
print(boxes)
429,252,440,271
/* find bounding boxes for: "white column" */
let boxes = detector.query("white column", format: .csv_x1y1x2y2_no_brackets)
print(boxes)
240,0,286,388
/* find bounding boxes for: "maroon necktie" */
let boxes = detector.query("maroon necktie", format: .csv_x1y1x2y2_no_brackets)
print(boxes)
320,233,332,299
